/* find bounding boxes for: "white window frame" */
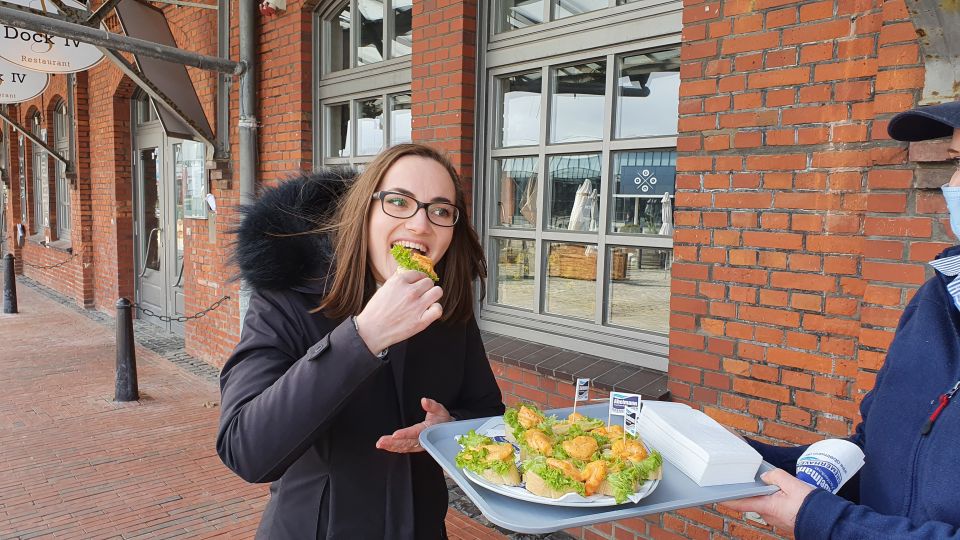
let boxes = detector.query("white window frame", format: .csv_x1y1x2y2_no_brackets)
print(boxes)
476,0,682,371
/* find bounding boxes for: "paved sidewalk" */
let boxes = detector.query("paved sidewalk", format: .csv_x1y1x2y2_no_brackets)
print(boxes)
0,282,523,540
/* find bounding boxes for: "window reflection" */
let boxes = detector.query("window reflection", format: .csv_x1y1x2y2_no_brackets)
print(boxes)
545,241,597,320
357,0,384,66
611,151,676,235
499,72,541,147
553,0,606,19
497,0,544,32
551,61,605,143
357,97,384,155
389,94,411,145
392,0,412,57
616,49,680,139
493,238,536,309
547,154,600,232
606,246,671,333
494,157,538,228
329,4,351,71
328,103,350,157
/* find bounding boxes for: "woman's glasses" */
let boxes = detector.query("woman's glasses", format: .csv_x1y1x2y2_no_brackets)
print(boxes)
372,191,460,227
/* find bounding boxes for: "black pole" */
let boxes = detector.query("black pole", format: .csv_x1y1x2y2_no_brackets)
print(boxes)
3,254,17,314
115,298,139,401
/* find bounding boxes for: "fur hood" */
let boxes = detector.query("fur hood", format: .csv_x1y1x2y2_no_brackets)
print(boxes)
234,169,355,293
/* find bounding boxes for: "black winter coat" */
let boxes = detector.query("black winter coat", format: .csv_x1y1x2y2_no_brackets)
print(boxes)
216,172,505,539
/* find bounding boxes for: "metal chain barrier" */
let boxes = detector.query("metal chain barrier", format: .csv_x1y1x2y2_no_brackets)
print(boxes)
23,252,78,270
135,295,231,323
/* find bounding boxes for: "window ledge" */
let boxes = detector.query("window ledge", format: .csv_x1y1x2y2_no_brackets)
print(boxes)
482,331,670,400
46,239,73,253
26,234,73,254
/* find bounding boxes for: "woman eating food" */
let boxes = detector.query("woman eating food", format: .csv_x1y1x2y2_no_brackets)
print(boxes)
217,143,505,539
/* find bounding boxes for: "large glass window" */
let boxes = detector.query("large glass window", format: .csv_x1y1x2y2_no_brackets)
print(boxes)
18,135,27,226
323,93,409,162
496,0,615,33
616,50,680,139
482,42,679,367
322,0,412,73
54,102,70,240
175,141,207,219
30,113,47,234
316,1,413,168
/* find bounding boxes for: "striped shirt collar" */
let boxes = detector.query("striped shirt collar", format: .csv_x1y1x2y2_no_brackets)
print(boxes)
929,254,960,312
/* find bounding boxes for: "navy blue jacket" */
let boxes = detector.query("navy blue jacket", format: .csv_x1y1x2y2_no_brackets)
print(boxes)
750,246,960,539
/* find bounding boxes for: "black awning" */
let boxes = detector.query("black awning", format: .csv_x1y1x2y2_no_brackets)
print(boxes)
115,0,214,140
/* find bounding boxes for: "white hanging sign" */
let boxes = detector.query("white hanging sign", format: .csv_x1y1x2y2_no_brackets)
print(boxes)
1,0,106,74
0,56,48,103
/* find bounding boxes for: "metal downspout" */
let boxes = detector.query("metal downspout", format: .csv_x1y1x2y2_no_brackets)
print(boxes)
238,0,257,327
239,0,257,208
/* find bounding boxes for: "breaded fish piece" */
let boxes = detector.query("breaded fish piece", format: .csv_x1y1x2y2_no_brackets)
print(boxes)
562,435,599,461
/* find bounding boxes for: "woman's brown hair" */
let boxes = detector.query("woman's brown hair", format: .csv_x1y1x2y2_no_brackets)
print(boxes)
318,143,487,323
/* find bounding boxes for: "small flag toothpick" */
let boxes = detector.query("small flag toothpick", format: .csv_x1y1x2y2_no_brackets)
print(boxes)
572,378,590,415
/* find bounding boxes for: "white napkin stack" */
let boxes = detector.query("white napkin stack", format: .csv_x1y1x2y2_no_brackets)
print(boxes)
638,401,762,487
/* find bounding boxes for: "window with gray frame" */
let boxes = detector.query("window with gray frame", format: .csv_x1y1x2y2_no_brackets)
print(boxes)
30,113,48,234
315,0,413,168
54,102,70,241
18,134,27,226
479,1,681,370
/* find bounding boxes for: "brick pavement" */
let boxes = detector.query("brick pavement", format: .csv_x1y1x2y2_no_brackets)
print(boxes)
0,280,567,540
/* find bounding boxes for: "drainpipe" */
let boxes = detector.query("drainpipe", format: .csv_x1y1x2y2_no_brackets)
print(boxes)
238,0,257,327
239,0,257,208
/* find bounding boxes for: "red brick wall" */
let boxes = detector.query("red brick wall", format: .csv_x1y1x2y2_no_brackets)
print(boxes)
182,1,317,365
4,74,92,306
661,0,936,538
411,0,478,201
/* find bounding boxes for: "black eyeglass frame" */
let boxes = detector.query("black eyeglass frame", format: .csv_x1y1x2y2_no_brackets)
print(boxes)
371,191,461,227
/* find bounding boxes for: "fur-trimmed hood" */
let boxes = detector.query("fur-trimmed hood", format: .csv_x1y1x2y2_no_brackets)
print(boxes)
234,169,355,293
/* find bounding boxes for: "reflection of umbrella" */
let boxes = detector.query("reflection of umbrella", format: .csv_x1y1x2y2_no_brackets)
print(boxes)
588,187,599,231
567,180,593,231
658,192,673,236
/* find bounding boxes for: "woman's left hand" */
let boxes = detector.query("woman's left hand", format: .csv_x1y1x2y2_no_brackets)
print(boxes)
721,468,815,535
376,397,453,453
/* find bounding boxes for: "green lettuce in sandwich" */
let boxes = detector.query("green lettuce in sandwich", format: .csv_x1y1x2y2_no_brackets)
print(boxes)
391,244,439,282
455,430,521,486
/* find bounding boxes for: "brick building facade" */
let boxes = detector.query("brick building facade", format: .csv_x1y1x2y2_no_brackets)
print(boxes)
1,1,956,538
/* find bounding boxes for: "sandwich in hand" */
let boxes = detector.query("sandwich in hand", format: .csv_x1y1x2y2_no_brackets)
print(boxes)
391,244,439,282
455,430,521,486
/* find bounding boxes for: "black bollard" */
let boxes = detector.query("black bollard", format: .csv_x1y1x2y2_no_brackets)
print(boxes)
3,254,17,314
115,298,139,401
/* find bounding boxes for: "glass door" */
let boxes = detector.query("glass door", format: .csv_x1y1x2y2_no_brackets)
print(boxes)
135,135,166,320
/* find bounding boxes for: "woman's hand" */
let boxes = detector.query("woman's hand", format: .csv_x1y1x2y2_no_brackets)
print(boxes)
376,398,453,453
354,270,443,354
721,468,815,535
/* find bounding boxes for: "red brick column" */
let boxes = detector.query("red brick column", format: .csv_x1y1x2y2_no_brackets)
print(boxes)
658,0,932,538
4,105,25,270
411,0,478,203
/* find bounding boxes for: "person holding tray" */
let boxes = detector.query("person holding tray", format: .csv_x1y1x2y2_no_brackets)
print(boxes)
725,101,960,539
217,143,505,539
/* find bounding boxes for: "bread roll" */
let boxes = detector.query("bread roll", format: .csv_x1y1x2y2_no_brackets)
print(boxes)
522,470,581,499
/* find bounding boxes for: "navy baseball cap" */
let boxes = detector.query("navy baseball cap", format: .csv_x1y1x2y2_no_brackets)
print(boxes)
887,101,960,142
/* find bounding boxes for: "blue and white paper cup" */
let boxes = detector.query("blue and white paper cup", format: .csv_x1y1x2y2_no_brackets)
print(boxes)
795,439,865,494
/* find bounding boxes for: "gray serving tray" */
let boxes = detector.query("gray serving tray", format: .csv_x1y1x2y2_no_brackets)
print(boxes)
419,403,778,533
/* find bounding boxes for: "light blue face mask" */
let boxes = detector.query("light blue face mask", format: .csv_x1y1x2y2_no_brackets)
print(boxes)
942,181,960,239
